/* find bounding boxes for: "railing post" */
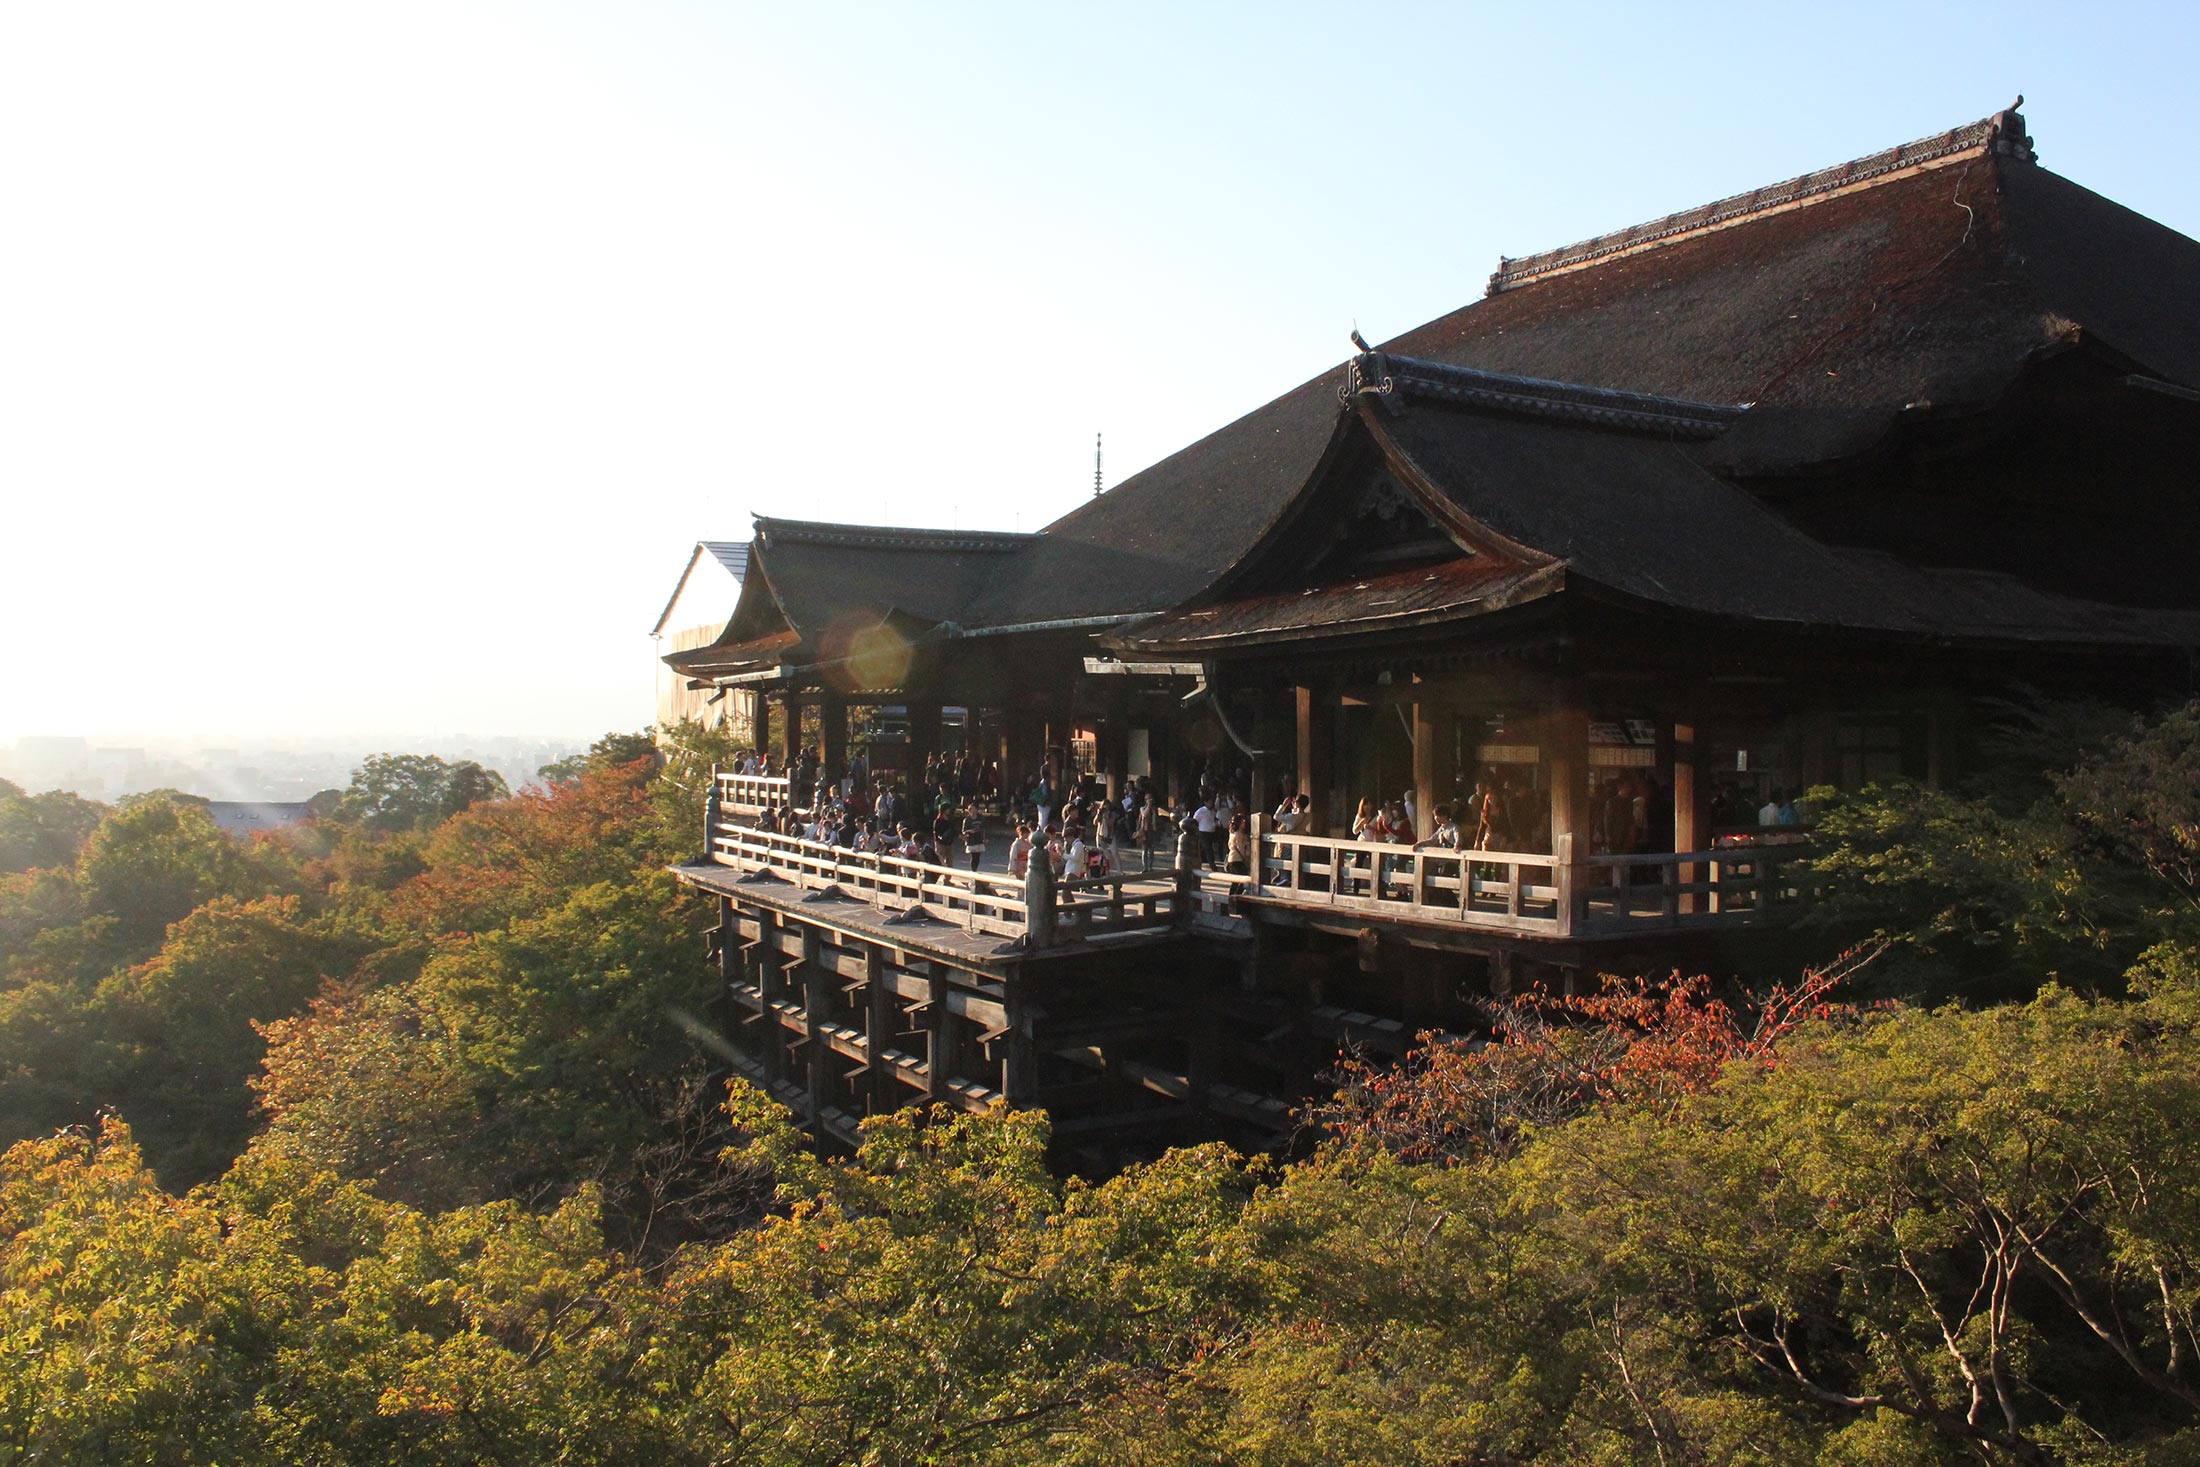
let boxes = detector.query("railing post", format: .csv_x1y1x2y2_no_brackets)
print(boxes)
1023,842,1056,949
1555,832,1579,938
1174,818,1200,920
1249,813,1267,894
704,764,723,865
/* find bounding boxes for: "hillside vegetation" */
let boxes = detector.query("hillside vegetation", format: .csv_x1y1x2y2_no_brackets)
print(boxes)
6,713,2200,1464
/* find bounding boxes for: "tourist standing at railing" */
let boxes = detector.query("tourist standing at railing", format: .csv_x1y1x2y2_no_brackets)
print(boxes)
1009,823,1034,879
1093,798,1121,869
1414,805,1462,852
1225,813,1251,875
1467,771,1509,851
1192,796,1221,868
1350,798,1378,840
1032,772,1056,833
960,805,986,871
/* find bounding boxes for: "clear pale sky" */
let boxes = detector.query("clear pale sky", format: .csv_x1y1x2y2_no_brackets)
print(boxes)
4,2,2195,742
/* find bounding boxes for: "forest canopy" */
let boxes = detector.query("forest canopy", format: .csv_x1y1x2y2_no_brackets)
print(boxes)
8,710,2200,1464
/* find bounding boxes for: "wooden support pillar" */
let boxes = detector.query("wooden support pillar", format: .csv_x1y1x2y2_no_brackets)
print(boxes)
1043,708,1075,789
1002,985,1038,1105
753,694,775,761
1005,705,1043,788
800,929,829,1127
820,695,848,789
907,699,941,780
924,962,959,1102
1295,684,1333,835
715,896,740,1043
756,911,786,1086
1673,722,1702,916
863,946,895,1115
777,691,800,766
1546,701,1590,937
1247,697,1273,818
1412,692,1439,841
1098,717,1130,801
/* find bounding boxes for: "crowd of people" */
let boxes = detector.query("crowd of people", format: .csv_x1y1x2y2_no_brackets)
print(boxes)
730,742,1809,889
735,745,1206,882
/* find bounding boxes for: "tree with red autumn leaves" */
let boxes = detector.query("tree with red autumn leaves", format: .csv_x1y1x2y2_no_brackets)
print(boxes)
1314,941,1888,1164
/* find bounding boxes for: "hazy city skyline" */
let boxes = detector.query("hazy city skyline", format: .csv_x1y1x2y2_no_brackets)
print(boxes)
6,2,2196,744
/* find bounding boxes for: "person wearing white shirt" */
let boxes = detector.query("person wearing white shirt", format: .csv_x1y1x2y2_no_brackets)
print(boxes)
1192,801,1219,867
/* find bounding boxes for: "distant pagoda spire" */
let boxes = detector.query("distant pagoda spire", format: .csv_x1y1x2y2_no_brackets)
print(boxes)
1094,432,1104,498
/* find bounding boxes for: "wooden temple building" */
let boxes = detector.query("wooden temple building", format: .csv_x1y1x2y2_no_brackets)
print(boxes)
668,105,2200,1153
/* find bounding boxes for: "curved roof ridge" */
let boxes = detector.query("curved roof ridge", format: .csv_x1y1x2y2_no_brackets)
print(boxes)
755,517,1034,553
1353,351,1750,437
1489,105,2035,294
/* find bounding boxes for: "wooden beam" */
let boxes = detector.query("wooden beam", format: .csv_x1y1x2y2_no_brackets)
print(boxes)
756,911,786,1085
800,928,830,1126
821,694,848,788
1545,699,1590,940
1672,721,1702,916
925,962,957,1104
864,945,896,1115
1002,985,1038,1104
778,691,801,767
1295,683,1333,835
1412,694,1438,842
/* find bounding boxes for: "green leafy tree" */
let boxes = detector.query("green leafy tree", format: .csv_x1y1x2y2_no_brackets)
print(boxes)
256,871,709,1214
539,731,657,787
336,754,508,832
75,793,259,946
649,1088,1256,1466
87,895,369,1184
1806,697,2200,1001
0,780,106,874
439,759,510,820
651,718,744,856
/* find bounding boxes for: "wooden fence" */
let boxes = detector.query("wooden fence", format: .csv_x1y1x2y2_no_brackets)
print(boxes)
720,771,792,812
1252,825,1816,939
708,777,1186,946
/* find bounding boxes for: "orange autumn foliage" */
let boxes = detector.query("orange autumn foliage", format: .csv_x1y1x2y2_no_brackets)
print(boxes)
1317,942,1886,1164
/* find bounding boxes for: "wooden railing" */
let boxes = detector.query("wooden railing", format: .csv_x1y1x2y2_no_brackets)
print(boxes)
1252,827,1818,940
720,771,791,813
1575,837,1818,935
1256,830,1567,935
706,807,1187,946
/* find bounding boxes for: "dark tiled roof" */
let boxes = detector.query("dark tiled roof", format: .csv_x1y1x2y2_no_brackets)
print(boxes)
1487,110,2030,292
749,517,1035,637
1350,353,1748,436
965,111,2200,628
1374,395,2200,646
664,628,799,678
1118,555,1563,654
